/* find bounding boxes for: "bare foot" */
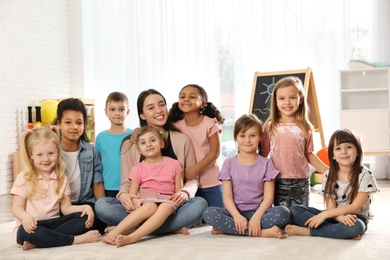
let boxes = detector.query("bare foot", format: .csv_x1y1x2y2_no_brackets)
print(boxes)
115,234,138,247
22,241,37,251
211,227,225,235
260,226,284,239
102,234,117,245
173,227,189,236
104,226,116,234
73,230,101,245
285,224,310,236
354,234,362,240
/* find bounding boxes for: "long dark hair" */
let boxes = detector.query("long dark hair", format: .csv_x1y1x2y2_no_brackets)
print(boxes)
137,89,179,131
169,84,224,124
122,89,180,147
324,129,363,204
56,98,89,142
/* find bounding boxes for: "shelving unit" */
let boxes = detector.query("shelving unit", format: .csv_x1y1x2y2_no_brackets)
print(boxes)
13,98,95,180
340,68,390,155
79,98,95,144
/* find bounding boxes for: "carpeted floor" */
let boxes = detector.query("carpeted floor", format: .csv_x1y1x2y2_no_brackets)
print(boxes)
1,181,389,260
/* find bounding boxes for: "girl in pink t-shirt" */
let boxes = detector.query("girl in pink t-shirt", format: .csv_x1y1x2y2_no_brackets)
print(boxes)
11,127,100,251
103,126,184,247
169,84,224,208
261,76,329,208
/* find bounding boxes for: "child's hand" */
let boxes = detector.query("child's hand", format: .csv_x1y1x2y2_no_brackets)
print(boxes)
81,205,95,228
305,212,326,228
22,215,37,234
184,166,197,181
248,215,262,237
119,193,138,211
233,214,248,235
130,128,140,144
170,191,189,205
131,198,143,209
336,214,357,227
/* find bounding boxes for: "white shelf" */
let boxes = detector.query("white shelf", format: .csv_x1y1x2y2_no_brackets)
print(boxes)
340,68,390,153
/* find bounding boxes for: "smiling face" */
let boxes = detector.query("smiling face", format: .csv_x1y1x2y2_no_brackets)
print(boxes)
139,94,168,128
332,141,358,169
275,85,302,122
178,86,206,114
137,131,164,159
30,141,58,175
235,125,261,155
57,110,85,143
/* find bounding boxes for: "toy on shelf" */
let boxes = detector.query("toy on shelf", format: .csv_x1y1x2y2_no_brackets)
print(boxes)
27,106,33,130
35,106,42,127
40,99,59,124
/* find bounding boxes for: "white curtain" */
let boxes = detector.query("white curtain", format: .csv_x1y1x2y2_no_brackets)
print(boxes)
372,0,390,63
82,0,353,146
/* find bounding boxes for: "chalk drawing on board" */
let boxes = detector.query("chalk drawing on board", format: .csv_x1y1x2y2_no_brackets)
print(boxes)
260,77,276,104
249,67,325,147
253,76,276,119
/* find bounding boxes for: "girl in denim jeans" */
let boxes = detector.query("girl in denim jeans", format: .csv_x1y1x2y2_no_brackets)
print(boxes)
286,129,379,239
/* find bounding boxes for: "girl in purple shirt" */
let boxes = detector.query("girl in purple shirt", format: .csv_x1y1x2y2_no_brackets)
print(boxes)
202,114,290,238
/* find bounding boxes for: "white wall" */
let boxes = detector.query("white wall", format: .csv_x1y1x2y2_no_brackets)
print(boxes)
0,0,72,195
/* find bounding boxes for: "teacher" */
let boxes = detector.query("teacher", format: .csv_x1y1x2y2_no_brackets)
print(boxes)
95,89,207,235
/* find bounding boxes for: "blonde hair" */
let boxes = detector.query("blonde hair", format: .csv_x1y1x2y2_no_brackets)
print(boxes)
20,126,66,199
265,76,313,136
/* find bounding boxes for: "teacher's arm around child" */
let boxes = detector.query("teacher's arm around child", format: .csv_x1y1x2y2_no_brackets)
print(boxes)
11,127,100,251
286,129,379,239
202,114,290,238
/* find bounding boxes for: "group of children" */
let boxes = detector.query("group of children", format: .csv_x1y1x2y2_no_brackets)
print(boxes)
11,77,379,250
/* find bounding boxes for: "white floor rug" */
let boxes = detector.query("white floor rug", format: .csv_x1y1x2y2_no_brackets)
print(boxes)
1,205,389,260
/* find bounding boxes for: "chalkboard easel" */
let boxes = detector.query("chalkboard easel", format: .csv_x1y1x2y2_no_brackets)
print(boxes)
249,67,325,147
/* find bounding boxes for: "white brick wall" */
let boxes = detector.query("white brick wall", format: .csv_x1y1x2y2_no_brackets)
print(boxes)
0,0,71,195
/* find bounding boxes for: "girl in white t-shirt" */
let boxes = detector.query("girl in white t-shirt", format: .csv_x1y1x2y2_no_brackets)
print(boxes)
11,127,100,251
169,84,224,208
286,129,379,239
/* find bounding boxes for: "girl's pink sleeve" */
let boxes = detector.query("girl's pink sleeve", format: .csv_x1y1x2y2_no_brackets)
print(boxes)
207,117,222,137
305,132,315,153
10,172,27,198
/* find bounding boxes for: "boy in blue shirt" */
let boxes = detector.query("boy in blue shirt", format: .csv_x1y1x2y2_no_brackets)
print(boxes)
96,92,133,198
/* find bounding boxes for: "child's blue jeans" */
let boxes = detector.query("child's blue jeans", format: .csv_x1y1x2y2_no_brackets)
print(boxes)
290,204,367,239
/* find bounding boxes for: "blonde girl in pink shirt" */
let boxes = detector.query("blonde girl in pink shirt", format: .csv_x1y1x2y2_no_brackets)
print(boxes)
169,84,224,208
261,77,328,208
103,126,184,247
11,127,100,251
